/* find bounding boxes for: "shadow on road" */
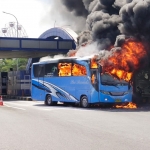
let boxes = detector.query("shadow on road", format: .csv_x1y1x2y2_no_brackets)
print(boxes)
3,98,150,112
33,102,150,112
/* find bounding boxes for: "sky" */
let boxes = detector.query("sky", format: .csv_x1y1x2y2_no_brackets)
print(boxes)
0,0,83,38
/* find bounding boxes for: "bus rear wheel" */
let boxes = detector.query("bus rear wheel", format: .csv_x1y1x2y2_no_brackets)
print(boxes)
80,96,89,108
45,94,53,106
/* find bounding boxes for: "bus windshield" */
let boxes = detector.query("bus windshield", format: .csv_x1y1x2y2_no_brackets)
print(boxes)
100,73,128,86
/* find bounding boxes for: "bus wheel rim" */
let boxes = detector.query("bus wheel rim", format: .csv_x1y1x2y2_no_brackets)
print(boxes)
82,98,88,107
47,96,51,104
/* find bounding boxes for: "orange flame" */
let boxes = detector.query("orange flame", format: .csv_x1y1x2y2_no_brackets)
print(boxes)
58,63,72,76
58,63,87,76
72,63,87,76
115,102,137,109
100,40,147,81
91,58,98,68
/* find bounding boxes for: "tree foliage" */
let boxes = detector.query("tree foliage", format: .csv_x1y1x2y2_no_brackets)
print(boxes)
0,58,28,72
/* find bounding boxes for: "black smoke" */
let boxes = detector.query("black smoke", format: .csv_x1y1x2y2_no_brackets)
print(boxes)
61,0,88,17
119,0,150,41
61,0,150,51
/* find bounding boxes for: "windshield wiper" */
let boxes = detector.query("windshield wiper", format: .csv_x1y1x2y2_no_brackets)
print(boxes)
101,81,120,88
101,81,119,88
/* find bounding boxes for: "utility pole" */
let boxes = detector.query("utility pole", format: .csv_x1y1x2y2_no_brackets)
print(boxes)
3,11,19,70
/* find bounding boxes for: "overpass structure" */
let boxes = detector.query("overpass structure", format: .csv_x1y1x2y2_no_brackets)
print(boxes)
0,37,75,58
0,27,78,70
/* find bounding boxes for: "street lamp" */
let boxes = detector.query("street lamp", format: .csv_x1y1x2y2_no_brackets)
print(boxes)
3,11,18,37
3,11,19,70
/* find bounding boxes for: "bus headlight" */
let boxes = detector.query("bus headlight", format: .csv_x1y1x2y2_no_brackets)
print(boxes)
100,90,110,95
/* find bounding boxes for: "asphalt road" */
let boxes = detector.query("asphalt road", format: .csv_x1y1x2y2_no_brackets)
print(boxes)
0,100,150,150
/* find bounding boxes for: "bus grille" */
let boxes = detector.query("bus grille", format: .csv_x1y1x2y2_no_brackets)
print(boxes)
110,92,124,96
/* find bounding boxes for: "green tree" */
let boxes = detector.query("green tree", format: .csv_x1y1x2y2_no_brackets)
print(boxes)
0,58,28,72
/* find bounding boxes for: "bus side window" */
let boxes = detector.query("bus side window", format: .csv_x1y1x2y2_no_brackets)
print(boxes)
33,65,44,77
72,63,87,76
38,65,45,77
58,63,72,76
51,66,58,76
45,63,58,77
33,65,39,77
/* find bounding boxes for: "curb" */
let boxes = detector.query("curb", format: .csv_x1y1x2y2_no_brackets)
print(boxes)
2,95,32,101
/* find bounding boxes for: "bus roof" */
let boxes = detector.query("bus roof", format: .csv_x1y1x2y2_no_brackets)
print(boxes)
32,55,95,65
32,57,78,65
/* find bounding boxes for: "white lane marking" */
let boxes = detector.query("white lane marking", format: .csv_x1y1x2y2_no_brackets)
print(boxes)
4,101,33,106
4,104,26,111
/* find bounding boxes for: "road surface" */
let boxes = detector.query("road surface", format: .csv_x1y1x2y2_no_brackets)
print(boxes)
0,100,150,150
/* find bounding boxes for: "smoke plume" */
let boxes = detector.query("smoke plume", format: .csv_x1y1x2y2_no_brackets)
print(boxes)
60,0,150,80
61,0,150,50
41,0,86,32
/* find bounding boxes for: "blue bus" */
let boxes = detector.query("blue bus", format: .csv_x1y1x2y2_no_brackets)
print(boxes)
31,57,132,108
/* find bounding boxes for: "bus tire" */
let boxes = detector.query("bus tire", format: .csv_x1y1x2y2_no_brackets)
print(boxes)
80,96,89,108
45,94,53,106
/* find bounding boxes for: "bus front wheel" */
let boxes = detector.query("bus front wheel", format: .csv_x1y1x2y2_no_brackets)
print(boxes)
80,96,89,108
45,94,53,106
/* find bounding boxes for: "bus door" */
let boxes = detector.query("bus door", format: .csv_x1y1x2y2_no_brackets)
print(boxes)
37,64,45,100
91,69,99,90
91,69,99,102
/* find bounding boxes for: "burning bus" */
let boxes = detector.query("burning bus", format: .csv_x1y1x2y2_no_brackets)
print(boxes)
28,0,150,108
31,57,132,108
